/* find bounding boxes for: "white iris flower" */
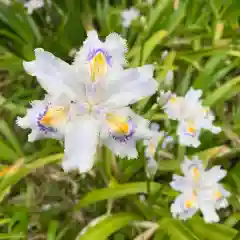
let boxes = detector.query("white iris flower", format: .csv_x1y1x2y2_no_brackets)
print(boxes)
170,156,230,223
17,31,158,173
24,0,44,15
121,7,140,28
163,88,221,147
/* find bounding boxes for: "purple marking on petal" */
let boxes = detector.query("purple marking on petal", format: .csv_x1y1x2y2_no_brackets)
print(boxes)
87,48,112,67
111,118,136,143
183,130,197,137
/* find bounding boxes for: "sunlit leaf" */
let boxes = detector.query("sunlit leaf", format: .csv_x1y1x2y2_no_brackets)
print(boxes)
75,182,162,210
76,213,142,240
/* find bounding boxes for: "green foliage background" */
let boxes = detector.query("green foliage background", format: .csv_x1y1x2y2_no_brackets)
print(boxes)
0,0,240,239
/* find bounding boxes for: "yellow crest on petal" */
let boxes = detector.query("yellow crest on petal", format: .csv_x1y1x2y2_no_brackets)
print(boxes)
185,192,197,208
40,106,66,126
185,121,197,136
89,52,107,81
106,113,129,135
149,142,155,154
185,199,194,209
192,167,200,178
169,96,177,103
215,191,222,200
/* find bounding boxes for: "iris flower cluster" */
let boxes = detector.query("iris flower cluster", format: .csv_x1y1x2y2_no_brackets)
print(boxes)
17,30,229,223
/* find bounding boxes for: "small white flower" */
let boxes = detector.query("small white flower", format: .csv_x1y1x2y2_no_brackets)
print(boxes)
170,156,230,223
143,123,165,177
121,7,140,28
24,0,44,15
18,31,158,173
163,88,221,147
177,120,201,147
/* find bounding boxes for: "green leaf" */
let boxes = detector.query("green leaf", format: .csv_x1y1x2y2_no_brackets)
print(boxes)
196,145,232,165
27,153,63,169
193,54,226,90
0,3,34,44
0,218,11,225
158,160,180,172
177,48,228,62
159,218,200,240
75,182,162,210
159,145,232,172
145,0,171,36
153,230,169,240
166,0,188,35
0,52,22,72
0,120,23,156
142,30,168,64
0,95,26,115
0,29,25,45
204,76,240,106
0,154,63,199
224,213,240,227
0,141,18,162
75,213,142,240
0,233,25,239
189,217,237,240
48,220,59,240
128,30,168,65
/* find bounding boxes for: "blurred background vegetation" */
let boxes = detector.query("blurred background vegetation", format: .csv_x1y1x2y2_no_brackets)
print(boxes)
0,0,240,239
